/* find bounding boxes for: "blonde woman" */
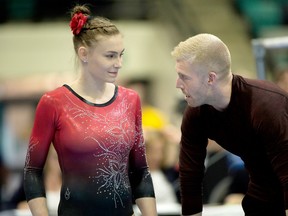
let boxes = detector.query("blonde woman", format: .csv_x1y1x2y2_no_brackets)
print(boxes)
23,4,157,216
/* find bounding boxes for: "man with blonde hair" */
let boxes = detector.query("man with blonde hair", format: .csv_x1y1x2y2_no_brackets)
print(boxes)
171,33,288,216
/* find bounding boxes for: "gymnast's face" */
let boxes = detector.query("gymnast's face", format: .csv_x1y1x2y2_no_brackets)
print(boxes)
80,34,125,84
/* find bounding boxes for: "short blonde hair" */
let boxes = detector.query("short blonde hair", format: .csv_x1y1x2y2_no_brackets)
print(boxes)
171,33,231,75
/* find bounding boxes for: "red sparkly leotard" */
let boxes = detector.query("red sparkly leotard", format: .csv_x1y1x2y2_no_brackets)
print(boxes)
23,85,155,216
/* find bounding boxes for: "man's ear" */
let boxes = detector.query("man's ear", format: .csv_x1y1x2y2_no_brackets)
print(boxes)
208,71,217,84
78,46,88,63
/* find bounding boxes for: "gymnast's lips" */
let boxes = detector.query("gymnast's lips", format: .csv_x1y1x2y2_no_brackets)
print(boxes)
108,71,118,76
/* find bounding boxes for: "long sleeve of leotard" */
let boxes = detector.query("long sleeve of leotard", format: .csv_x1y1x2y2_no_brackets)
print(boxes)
23,93,56,201
129,96,155,201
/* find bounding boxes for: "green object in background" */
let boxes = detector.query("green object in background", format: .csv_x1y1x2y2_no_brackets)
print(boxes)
7,0,36,20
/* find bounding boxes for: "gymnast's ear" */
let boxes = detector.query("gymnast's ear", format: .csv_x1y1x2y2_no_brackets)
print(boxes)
78,46,88,63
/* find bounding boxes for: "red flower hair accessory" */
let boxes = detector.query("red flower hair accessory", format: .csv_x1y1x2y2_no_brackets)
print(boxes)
70,13,88,35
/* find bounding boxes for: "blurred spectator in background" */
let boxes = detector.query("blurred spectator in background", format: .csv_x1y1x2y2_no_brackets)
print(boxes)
203,139,248,205
203,140,230,204
144,127,180,204
122,77,168,129
275,69,288,92
224,153,249,205
3,145,61,212
0,154,8,211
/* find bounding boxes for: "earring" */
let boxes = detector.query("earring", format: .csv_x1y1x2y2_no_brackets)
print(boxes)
82,59,88,63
